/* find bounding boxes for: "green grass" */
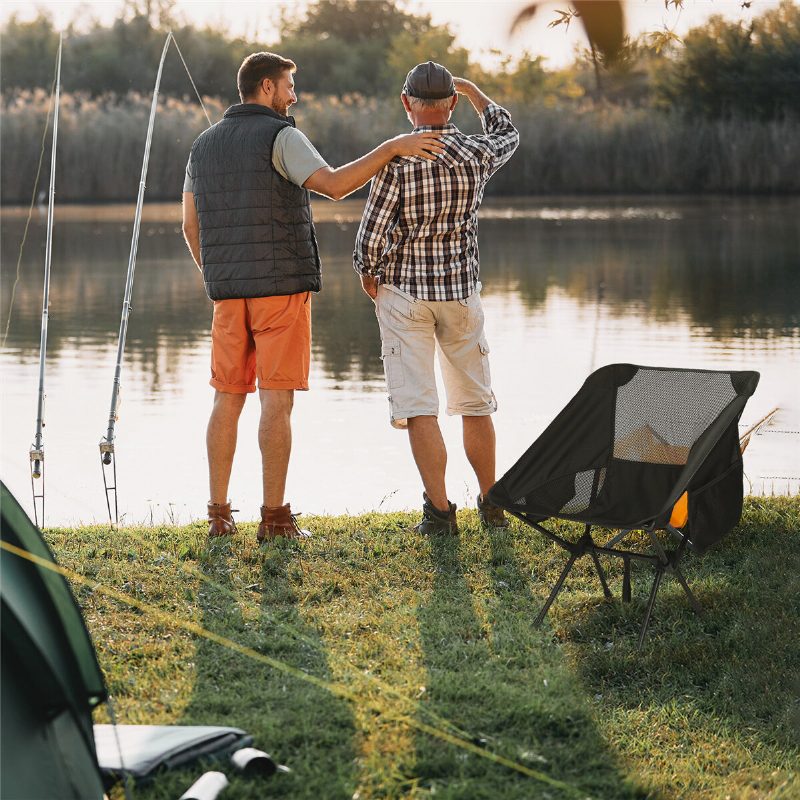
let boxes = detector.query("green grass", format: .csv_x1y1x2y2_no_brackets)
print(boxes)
46,497,799,799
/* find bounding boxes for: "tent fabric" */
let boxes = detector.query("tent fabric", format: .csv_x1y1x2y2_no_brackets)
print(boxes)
95,724,252,785
1,480,107,800
489,364,759,552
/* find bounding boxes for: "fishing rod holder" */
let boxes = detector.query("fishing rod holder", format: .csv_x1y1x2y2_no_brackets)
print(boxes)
29,445,46,528
29,446,44,476
99,439,119,526
99,440,115,465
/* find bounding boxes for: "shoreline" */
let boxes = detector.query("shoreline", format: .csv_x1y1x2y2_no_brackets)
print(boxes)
2,193,800,225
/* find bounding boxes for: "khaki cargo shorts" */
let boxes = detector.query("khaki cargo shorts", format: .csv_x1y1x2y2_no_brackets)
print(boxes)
374,283,497,429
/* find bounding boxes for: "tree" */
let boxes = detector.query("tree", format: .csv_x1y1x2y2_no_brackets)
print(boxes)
0,14,60,92
276,0,468,96
386,28,470,92
656,0,800,118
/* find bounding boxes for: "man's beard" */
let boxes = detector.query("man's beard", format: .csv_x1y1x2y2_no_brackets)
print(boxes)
271,98,291,116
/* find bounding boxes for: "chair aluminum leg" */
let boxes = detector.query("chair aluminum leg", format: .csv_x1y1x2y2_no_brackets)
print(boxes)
637,567,664,650
590,550,613,599
534,551,579,626
622,556,632,603
671,566,704,617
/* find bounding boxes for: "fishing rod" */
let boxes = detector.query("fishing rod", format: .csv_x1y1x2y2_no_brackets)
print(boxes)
99,32,214,525
100,32,173,526
29,32,63,529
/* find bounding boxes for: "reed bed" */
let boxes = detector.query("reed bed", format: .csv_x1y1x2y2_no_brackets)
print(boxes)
2,90,799,204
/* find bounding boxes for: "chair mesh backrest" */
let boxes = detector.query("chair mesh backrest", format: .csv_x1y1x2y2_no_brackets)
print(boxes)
613,369,737,465
560,467,606,514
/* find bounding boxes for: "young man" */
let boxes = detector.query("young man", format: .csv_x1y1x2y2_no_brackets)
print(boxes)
353,62,520,534
182,52,443,542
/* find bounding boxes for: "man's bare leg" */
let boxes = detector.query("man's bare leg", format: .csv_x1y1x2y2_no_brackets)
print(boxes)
407,415,450,512
463,414,496,497
259,388,294,507
207,390,247,504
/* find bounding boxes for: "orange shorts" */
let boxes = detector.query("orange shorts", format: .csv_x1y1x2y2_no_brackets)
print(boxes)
210,293,311,393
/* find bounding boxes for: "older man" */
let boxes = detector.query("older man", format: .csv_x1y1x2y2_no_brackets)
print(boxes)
354,62,519,534
182,52,443,542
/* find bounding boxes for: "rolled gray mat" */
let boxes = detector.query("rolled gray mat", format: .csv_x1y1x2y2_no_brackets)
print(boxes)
179,771,229,800
230,747,277,777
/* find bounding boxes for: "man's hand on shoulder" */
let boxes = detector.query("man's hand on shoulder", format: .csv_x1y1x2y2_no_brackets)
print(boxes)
389,132,445,161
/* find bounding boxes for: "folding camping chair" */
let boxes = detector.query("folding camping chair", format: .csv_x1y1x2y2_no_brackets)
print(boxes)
488,364,759,647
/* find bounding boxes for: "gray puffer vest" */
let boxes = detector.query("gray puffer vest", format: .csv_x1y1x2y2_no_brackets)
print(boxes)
188,103,321,300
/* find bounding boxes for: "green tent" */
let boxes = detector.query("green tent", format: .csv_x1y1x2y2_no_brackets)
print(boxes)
1,480,107,799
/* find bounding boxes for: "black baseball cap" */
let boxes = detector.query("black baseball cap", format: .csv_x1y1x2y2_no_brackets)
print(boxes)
402,61,455,100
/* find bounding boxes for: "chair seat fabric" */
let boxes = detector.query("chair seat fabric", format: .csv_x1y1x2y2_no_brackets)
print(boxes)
490,364,759,552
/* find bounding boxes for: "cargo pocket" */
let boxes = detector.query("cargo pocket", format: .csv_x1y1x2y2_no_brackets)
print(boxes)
381,339,404,389
463,292,485,333
688,458,743,554
478,335,491,385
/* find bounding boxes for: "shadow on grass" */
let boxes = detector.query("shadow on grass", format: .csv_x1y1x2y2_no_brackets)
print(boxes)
542,500,800,795
413,528,645,799
134,537,358,799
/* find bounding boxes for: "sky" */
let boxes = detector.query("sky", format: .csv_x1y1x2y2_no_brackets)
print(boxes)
1,1,787,68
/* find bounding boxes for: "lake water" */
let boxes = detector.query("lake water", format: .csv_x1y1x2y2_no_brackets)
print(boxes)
1,196,798,527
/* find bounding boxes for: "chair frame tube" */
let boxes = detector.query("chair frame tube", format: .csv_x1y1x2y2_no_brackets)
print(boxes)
510,509,703,649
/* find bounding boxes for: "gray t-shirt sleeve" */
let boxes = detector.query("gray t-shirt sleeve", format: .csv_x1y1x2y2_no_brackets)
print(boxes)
183,159,192,193
272,127,328,186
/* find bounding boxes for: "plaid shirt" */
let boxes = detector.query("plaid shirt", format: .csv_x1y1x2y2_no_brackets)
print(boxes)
353,103,519,301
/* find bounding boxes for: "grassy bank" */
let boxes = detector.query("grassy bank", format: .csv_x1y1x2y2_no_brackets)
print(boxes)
45,497,799,799
3,91,800,204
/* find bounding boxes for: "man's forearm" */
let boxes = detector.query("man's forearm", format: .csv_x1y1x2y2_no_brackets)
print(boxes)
181,191,203,272
183,226,202,272
454,79,492,114
321,140,398,200
305,131,444,201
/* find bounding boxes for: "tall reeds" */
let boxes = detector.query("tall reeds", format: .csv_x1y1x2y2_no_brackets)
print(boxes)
2,90,799,204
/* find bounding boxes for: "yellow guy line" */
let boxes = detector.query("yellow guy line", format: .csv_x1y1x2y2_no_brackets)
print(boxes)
110,527,474,741
1,540,581,796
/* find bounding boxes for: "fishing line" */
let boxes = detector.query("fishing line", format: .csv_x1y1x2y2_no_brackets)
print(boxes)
0,540,581,796
169,34,214,127
1,58,59,349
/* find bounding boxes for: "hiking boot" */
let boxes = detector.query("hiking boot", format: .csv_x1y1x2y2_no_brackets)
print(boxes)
207,502,237,537
477,494,509,529
414,493,459,535
257,503,312,542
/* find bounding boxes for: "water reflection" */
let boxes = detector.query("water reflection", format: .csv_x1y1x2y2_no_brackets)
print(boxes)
1,197,797,523
2,196,797,382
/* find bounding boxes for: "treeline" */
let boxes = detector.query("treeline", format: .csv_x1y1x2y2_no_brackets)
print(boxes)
3,91,799,204
2,0,799,116
1,0,799,202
